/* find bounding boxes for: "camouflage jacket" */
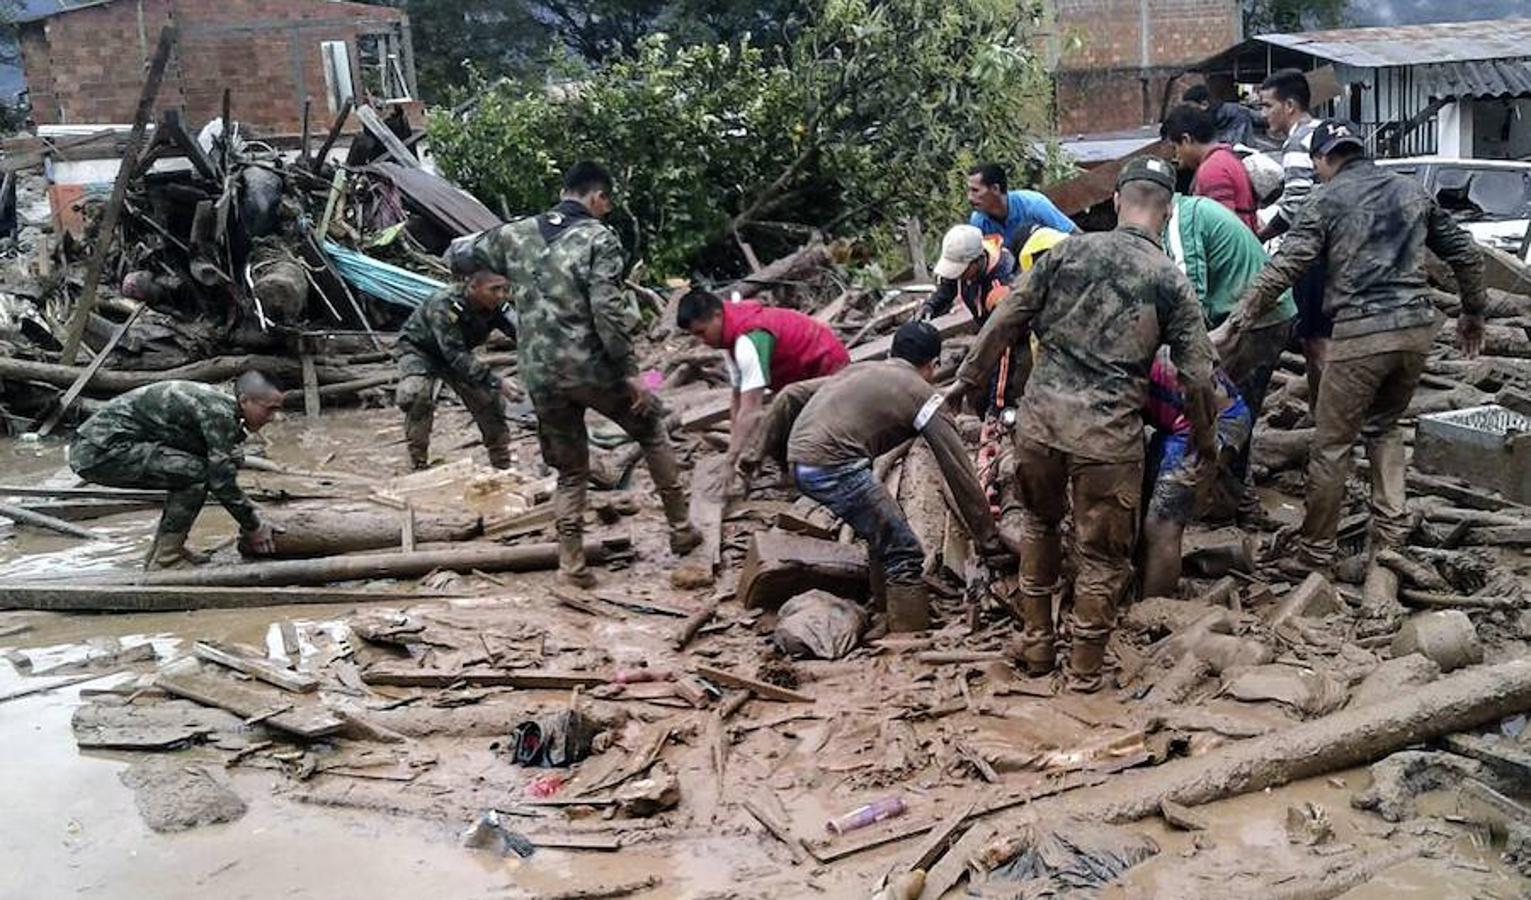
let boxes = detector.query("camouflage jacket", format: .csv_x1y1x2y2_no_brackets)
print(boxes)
956,225,1217,464
464,199,637,395
398,284,515,390
1237,157,1486,342
74,381,260,530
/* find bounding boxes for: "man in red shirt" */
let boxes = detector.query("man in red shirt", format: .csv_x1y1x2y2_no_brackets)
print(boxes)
1162,104,1259,232
678,289,850,489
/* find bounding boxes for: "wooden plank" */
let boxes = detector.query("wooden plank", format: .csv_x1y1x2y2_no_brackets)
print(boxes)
693,664,814,704
742,797,809,866
803,818,938,864
0,672,109,705
156,665,342,739
1409,472,1529,513
35,304,145,437
309,97,353,172
58,26,177,365
354,104,420,168
526,834,621,852
0,486,164,502
905,801,976,873
12,499,160,521
359,670,609,690
193,640,318,693
1443,733,1531,780
300,354,321,420
0,584,459,613
0,500,100,540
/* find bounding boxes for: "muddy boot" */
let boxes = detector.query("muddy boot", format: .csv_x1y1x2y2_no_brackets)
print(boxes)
885,581,931,633
669,523,703,556
151,532,210,569
1066,637,1108,693
407,444,430,471
1012,586,1057,676
656,482,702,555
486,439,513,471
557,534,598,589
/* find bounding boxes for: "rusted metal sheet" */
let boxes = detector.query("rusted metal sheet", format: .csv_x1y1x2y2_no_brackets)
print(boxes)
366,162,502,237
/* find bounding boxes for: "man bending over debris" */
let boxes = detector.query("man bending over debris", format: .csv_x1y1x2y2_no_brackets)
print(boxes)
459,161,701,588
779,320,1014,633
1140,350,1251,597
676,287,849,491
1217,120,1486,578
69,373,283,567
950,156,1218,691
396,269,517,470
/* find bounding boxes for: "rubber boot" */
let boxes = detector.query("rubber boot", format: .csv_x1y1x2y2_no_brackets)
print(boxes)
885,581,931,633
152,531,210,569
557,533,598,589
1012,586,1057,676
1066,637,1108,693
407,445,430,471
486,439,513,471
658,483,702,555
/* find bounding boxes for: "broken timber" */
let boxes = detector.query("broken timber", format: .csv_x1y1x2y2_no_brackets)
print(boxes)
0,584,460,613
693,664,813,703
359,671,608,690
96,538,630,588
157,665,342,739
193,641,317,693
0,501,101,541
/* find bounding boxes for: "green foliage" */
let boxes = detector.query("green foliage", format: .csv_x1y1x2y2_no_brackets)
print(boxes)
428,0,1052,279
1243,0,1350,35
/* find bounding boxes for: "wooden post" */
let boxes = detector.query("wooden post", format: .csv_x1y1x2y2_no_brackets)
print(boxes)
58,26,177,365
34,305,145,437
354,104,419,168
300,354,321,420
309,97,353,173
0,500,101,541
299,95,312,167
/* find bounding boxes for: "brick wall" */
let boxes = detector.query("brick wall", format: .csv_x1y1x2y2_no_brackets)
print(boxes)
1050,0,1237,132
21,0,408,134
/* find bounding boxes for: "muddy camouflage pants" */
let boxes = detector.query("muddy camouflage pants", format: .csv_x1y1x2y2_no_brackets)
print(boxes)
1299,348,1425,566
70,438,211,534
396,370,509,468
530,384,689,543
1012,434,1143,648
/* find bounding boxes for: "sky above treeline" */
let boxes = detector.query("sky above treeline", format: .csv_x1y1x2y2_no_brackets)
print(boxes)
1349,0,1531,25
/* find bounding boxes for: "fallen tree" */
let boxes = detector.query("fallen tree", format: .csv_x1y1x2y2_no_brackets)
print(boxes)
253,506,481,558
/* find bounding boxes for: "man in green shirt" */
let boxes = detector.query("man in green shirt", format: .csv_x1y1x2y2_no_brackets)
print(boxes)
1164,193,1297,518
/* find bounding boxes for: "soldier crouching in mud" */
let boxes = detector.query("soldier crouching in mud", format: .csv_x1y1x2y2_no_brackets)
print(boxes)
69,373,284,568
395,268,518,471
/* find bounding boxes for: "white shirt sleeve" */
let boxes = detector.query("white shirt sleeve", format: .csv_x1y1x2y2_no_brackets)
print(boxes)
731,334,768,393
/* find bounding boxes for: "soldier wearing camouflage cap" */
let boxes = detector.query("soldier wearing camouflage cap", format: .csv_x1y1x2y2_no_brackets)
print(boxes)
396,269,517,470
949,154,1218,692
69,375,283,568
459,161,701,587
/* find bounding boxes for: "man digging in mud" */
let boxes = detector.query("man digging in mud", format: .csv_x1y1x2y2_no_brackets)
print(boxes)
951,157,1218,691
68,373,283,568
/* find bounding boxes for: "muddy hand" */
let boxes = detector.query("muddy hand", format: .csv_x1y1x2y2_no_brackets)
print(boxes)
244,523,277,555
1457,314,1484,359
627,377,656,415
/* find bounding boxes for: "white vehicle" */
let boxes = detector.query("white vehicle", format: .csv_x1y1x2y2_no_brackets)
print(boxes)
1375,157,1531,263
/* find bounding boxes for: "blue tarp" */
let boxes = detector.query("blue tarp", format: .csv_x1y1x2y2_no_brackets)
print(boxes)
322,240,445,310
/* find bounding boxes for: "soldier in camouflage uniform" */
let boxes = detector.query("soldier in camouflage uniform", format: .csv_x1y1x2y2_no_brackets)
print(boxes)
456,161,701,587
69,373,284,567
951,157,1218,692
1219,121,1486,576
396,271,517,470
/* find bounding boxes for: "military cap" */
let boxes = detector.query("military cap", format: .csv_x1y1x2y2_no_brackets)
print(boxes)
1116,156,1177,192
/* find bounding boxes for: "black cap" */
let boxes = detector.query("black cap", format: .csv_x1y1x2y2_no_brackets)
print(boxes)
892,320,942,367
1116,155,1177,192
1310,119,1366,157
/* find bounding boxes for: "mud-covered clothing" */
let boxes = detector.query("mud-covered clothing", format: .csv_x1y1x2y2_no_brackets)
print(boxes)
795,462,924,584
956,224,1217,464
1192,145,1259,231
1145,352,1251,524
1300,347,1425,566
462,199,638,395
970,190,1078,251
397,284,515,391
396,373,509,468
783,358,998,552
1237,157,1486,349
70,381,259,533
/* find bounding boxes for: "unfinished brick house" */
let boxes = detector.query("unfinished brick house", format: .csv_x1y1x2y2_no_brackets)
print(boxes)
18,0,416,134
1047,0,1241,135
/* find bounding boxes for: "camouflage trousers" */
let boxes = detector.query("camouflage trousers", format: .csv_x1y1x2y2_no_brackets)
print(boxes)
69,438,211,534
396,367,510,469
530,383,689,543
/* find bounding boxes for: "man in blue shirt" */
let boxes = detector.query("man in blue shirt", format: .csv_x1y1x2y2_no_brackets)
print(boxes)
966,162,1078,252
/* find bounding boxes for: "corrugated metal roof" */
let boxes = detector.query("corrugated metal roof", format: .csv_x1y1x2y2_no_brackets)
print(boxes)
17,0,121,25
1416,59,1531,100
1258,18,1531,68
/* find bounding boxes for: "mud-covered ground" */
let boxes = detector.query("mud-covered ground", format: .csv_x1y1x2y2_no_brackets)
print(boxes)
4,404,1531,900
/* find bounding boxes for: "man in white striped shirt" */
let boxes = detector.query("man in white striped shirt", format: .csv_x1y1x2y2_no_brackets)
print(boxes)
1258,68,1331,405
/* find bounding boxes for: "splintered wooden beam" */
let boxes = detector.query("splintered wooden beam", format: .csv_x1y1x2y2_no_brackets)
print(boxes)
359,670,609,690
157,664,342,739
0,584,459,613
693,664,813,704
193,641,318,693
